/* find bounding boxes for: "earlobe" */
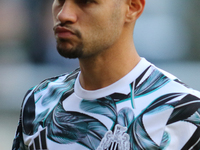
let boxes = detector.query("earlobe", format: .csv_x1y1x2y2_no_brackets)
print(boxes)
125,0,145,22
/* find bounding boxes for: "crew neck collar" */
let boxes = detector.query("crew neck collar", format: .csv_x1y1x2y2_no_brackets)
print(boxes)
74,58,151,100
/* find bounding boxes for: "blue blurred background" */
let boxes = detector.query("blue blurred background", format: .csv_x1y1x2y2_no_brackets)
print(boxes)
1,0,200,149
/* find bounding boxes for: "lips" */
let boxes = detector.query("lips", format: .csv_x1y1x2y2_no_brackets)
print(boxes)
54,26,75,39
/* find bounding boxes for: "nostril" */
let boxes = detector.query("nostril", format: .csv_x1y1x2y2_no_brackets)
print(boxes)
53,1,78,25
57,11,78,24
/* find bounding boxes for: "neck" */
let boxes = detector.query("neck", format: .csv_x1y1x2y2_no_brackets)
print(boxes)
78,30,140,90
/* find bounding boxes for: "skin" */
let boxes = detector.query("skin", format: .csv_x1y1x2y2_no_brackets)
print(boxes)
52,0,145,90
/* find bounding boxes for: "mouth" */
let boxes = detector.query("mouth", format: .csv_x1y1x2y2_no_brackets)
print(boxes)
54,26,75,39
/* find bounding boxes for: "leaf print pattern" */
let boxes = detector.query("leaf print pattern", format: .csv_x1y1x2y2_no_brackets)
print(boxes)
159,131,170,149
128,116,159,150
22,91,36,135
117,107,134,127
41,79,76,106
13,61,200,150
167,94,200,125
125,93,187,149
80,97,117,122
45,104,107,149
142,93,183,114
22,70,79,136
34,76,60,94
134,67,170,98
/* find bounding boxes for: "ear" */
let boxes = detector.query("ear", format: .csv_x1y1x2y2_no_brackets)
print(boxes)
125,0,145,23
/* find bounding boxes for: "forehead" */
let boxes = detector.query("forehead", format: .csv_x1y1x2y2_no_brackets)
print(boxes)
53,0,123,5
52,0,125,12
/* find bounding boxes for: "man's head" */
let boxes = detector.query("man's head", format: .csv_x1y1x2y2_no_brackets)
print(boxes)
52,0,145,59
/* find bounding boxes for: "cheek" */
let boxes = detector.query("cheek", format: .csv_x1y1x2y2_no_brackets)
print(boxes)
79,7,122,42
83,16,115,41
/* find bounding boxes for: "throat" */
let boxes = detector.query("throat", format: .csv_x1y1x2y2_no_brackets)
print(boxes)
79,72,116,90
78,46,141,91
78,58,141,91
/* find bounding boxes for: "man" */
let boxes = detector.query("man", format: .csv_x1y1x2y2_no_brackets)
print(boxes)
12,0,200,149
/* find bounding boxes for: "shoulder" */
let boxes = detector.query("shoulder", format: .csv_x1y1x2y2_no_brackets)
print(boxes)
19,68,80,135
140,62,200,120
21,68,80,109
140,63,200,149
152,64,200,134
135,60,200,99
35,68,80,92
151,63,200,96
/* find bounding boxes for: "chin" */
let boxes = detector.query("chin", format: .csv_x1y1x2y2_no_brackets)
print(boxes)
57,44,84,59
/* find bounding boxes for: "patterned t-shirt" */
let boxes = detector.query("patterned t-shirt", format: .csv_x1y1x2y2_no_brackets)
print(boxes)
12,58,200,150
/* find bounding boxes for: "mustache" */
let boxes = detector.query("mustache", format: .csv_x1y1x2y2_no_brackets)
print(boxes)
53,23,82,39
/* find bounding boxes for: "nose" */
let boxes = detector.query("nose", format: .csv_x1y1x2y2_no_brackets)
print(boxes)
57,1,78,24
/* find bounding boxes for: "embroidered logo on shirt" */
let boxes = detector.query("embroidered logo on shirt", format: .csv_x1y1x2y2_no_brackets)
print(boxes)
97,124,130,150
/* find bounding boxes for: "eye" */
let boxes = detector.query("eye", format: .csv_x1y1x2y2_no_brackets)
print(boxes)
57,0,65,5
76,0,96,5
84,0,95,4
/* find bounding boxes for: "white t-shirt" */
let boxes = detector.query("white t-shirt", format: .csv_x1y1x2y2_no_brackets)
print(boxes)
12,58,200,150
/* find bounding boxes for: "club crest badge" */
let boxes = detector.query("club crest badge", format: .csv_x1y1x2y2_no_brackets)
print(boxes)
97,124,130,150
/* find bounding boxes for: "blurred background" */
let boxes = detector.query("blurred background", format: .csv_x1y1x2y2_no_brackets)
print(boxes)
1,0,200,149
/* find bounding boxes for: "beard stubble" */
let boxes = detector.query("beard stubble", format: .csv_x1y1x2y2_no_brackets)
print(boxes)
56,38,84,59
